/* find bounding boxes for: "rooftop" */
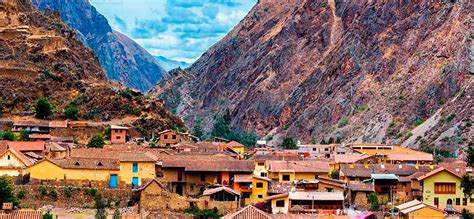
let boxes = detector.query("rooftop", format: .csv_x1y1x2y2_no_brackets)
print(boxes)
266,160,330,173
289,191,344,201
47,157,120,170
7,141,45,152
371,173,398,180
203,186,240,196
162,160,254,172
340,164,433,178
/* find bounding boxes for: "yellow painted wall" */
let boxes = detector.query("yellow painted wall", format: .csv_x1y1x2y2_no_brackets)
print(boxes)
278,172,295,183
249,177,268,204
120,161,155,186
404,207,444,219
0,151,25,168
27,160,119,182
422,170,474,211
234,147,244,154
0,151,26,176
253,161,268,177
0,168,22,177
271,197,289,214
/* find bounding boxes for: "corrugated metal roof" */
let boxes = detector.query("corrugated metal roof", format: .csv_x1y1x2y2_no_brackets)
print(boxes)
371,173,398,180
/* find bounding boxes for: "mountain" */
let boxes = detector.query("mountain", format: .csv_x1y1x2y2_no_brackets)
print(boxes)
155,56,191,72
0,0,183,136
32,0,166,92
152,0,473,150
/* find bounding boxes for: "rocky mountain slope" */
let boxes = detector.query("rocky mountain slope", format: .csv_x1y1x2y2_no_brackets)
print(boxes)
32,0,166,92
155,56,191,72
0,0,182,136
152,0,473,150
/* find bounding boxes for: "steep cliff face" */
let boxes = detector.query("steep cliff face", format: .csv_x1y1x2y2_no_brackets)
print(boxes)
0,0,182,136
152,0,473,149
32,0,166,92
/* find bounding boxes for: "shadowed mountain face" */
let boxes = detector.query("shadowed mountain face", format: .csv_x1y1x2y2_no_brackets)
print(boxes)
0,0,183,136
152,0,473,149
32,0,166,92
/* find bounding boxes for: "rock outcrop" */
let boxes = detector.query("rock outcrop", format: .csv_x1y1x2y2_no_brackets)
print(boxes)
152,0,473,149
0,0,182,136
32,0,166,92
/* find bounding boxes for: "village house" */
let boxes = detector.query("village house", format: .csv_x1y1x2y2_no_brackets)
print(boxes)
134,178,189,214
227,141,245,154
339,163,433,182
287,191,344,214
0,147,34,177
265,160,330,183
348,144,433,164
160,159,254,196
395,200,445,219
44,142,70,159
110,125,129,144
157,130,199,146
27,157,121,185
417,167,474,212
71,149,158,187
348,181,374,209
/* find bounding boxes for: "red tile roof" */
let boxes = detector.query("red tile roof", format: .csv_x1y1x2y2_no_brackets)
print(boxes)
266,160,330,173
227,141,244,148
340,164,432,178
334,154,373,163
71,148,157,162
7,141,45,152
348,181,374,192
203,186,240,196
0,210,42,219
223,205,272,219
417,167,462,181
46,158,120,170
1,148,34,166
163,160,254,172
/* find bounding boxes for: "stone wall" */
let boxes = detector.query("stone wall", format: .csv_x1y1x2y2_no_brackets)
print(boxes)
15,184,132,209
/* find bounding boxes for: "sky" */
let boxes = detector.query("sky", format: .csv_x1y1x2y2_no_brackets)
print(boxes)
90,0,256,63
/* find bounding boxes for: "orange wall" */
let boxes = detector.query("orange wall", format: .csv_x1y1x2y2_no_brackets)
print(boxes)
111,129,127,143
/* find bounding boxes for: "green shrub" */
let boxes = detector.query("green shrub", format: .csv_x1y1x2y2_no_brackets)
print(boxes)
39,185,47,196
414,119,424,126
1,131,16,141
49,189,58,198
64,106,79,120
329,170,340,179
282,137,297,149
35,98,53,119
88,188,98,196
447,113,456,122
338,117,349,127
87,134,105,148
63,187,72,198
17,189,25,199
0,176,20,208
356,104,368,113
43,210,53,219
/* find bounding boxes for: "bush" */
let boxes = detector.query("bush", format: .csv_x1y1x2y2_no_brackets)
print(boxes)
368,192,379,211
447,113,456,122
63,187,72,198
338,117,349,127
43,211,53,219
64,106,79,120
87,134,105,148
19,130,29,141
35,98,53,119
39,185,47,196
0,176,20,208
329,170,340,179
17,189,25,199
414,119,424,126
1,131,16,141
87,187,98,196
49,189,58,198
282,137,297,149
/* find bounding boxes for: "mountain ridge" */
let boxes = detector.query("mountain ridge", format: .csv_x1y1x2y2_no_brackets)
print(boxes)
152,0,473,150
32,0,166,92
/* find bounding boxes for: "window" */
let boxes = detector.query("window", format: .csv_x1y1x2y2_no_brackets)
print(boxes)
276,200,285,207
312,148,317,151
116,136,121,139
434,183,456,194
132,163,138,173
434,197,439,206
258,194,263,199
164,135,168,139
7,155,10,160
456,198,461,206
326,188,334,192
172,135,177,139
200,174,206,182
260,172,267,177
242,193,250,198
463,198,468,206
282,175,290,181
257,162,264,166
256,182,263,188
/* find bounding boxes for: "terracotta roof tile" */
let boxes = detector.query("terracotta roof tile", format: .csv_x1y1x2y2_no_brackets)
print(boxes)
47,157,120,170
266,160,330,173
334,154,373,163
203,186,240,196
223,205,272,219
7,141,45,151
163,160,254,172
340,164,433,178
71,148,157,162
348,181,374,192
0,210,42,219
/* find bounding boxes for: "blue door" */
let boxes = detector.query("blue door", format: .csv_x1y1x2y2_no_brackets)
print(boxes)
132,177,139,188
109,174,118,188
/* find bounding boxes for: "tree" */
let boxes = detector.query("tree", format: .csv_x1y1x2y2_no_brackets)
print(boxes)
461,174,473,198
1,131,16,141
368,192,379,211
112,207,121,219
466,143,474,167
462,209,474,219
282,137,298,149
88,134,105,148
43,211,53,219
0,176,20,209
64,106,79,120
193,119,204,140
94,193,107,219
329,170,340,179
35,98,53,119
19,130,29,141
